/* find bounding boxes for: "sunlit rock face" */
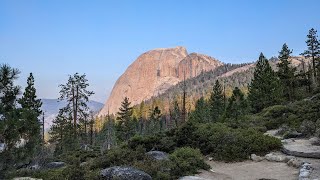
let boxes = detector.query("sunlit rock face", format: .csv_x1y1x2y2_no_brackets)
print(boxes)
99,46,223,116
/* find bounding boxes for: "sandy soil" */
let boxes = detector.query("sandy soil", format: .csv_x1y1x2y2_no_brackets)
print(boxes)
195,160,298,180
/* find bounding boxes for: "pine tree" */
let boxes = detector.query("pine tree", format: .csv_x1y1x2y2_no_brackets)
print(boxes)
0,64,21,172
58,73,94,136
50,108,76,154
18,73,42,159
189,97,209,123
209,80,225,121
301,28,320,85
248,53,282,113
116,97,134,141
277,44,297,101
225,87,247,121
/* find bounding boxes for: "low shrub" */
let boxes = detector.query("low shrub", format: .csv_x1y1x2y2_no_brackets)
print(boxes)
169,147,210,178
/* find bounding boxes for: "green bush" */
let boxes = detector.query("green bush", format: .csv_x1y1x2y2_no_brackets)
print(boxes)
169,147,210,178
174,123,281,162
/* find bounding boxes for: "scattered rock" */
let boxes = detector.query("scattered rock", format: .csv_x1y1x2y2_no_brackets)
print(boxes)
100,166,152,180
265,153,290,162
146,151,169,160
46,162,65,169
309,137,320,146
208,157,213,161
179,176,206,180
299,162,313,180
287,158,302,168
251,154,265,162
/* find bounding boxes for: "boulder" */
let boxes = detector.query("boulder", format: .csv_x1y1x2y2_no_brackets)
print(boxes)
46,162,65,169
146,151,169,160
309,137,320,146
287,158,303,168
251,154,265,162
100,166,152,180
265,153,289,162
299,162,313,180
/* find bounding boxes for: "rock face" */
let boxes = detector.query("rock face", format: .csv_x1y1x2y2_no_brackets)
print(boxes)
99,46,222,115
100,166,152,180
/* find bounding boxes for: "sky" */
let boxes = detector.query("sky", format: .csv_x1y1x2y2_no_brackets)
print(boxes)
0,0,319,103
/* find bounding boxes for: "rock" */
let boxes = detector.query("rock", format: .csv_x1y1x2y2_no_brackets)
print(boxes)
287,158,303,168
265,153,288,162
46,162,65,169
251,154,265,162
309,137,320,146
100,166,152,180
146,151,169,160
29,164,40,170
179,176,206,180
98,46,223,115
299,162,313,180
208,157,213,161
0,143,6,152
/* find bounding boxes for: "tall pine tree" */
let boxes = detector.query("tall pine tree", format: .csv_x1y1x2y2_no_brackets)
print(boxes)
18,73,43,160
116,97,135,141
301,28,320,86
277,44,296,101
209,80,225,121
225,87,247,121
248,53,282,113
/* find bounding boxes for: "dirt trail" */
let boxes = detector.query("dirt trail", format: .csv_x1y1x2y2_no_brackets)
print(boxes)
195,160,298,180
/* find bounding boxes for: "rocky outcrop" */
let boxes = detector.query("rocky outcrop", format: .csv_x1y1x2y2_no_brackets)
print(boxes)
99,47,222,115
100,166,152,180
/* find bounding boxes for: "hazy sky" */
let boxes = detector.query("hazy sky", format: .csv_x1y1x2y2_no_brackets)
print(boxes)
1,0,319,103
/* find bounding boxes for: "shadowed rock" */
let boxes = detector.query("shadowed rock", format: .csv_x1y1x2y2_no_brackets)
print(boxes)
100,166,152,180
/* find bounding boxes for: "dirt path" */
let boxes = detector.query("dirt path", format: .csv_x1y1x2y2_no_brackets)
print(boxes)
195,160,298,180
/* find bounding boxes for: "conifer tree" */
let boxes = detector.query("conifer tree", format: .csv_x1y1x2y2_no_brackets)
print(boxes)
58,73,94,136
116,97,134,141
189,97,209,123
277,44,296,101
18,73,42,158
209,80,225,121
248,53,282,113
225,87,247,121
301,28,320,85
0,64,21,171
